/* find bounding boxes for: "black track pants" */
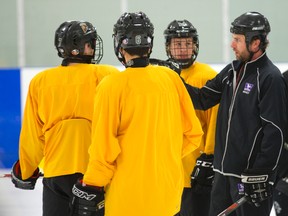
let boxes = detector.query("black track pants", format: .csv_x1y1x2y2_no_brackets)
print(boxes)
175,187,211,216
42,173,83,216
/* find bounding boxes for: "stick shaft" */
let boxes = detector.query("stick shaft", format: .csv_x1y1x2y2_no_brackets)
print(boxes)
217,196,247,216
0,173,44,178
0,173,13,178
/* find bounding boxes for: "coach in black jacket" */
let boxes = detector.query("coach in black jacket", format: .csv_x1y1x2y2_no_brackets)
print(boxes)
185,12,287,216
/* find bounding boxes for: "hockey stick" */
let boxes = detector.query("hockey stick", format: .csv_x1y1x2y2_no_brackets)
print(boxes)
0,173,44,178
0,173,14,178
217,196,248,216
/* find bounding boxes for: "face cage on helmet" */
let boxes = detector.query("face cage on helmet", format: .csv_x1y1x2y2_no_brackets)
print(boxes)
166,36,199,69
93,35,103,64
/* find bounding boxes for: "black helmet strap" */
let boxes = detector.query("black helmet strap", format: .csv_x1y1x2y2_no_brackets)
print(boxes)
125,57,149,68
61,55,94,66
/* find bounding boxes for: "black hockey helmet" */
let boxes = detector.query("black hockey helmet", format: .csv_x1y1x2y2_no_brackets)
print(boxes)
112,11,154,65
164,20,199,69
54,20,103,64
230,11,270,51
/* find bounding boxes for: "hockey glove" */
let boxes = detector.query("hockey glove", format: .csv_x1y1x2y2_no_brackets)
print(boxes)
191,153,214,194
70,179,105,216
241,169,273,207
11,160,40,190
149,58,182,74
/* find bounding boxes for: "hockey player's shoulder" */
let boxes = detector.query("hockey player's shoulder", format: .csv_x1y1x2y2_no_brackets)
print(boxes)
30,66,60,84
95,64,121,73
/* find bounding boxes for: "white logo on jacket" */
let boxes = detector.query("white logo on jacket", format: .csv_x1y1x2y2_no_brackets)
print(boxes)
243,83,254,94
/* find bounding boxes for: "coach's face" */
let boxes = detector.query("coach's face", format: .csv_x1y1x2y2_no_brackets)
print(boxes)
230,34,249,62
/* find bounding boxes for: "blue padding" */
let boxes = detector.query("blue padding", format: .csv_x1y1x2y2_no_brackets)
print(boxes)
0,68,21,168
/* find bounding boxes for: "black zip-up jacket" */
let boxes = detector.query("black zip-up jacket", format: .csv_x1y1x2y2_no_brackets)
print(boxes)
186,52,287,180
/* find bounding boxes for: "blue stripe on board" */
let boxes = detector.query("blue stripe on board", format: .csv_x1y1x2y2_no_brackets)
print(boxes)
0,68,21,168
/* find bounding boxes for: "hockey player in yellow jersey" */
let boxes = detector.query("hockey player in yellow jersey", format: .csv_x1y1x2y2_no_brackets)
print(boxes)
70,12,203,216
164,20,219,216
11,20,119,216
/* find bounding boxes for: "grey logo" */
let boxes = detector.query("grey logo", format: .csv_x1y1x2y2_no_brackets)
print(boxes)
135,35,141,45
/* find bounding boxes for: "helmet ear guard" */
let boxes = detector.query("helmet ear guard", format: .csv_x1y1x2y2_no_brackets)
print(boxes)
112,11,154,66
54,21,77,58
164,20,199,69
54,21,103,64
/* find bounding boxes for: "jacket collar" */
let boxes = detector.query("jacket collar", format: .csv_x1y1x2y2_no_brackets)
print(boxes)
231,52,268,72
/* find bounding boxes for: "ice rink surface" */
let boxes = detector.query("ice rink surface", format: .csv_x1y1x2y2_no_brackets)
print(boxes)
0,169,42,216
0,169,277,216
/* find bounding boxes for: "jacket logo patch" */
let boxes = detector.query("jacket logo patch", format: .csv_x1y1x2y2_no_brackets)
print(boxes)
243,83,254,94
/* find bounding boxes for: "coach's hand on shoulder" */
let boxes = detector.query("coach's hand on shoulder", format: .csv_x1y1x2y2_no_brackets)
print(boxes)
11,160,40,190
241,169,273,207
70,179,105,216
149,58,182,75
191,153,214,194
165,58,182,74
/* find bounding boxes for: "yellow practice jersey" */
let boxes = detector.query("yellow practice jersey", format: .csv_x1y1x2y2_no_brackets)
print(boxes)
83,65,203,216
19,64,119,179
180,62,219,187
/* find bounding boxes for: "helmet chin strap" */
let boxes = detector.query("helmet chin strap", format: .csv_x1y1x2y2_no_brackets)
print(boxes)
176,58,193,69
61,55,94,66
245,37,262,62
246,46,261,62
125,57,149,68
246,51,254,63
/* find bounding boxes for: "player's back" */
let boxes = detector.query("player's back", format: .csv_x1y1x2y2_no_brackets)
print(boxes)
85,64,202,216
19,63,119,178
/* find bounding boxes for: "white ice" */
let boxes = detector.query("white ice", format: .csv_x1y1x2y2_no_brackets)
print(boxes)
0,169,276,216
